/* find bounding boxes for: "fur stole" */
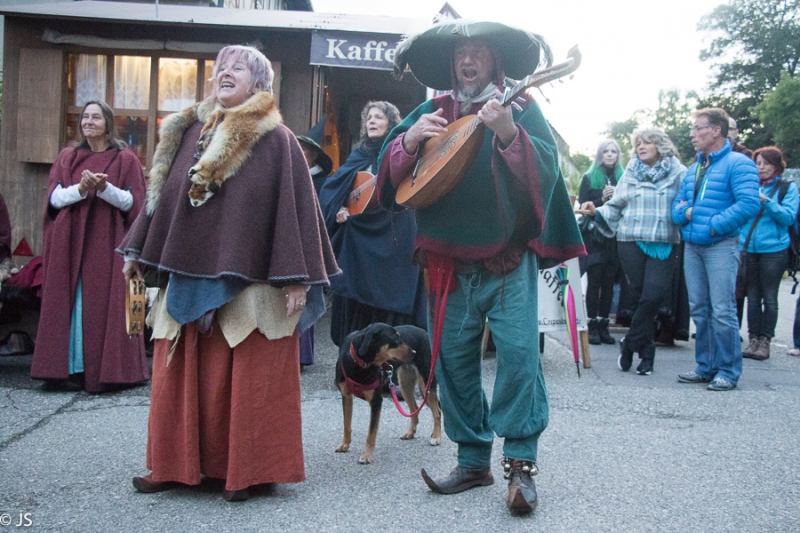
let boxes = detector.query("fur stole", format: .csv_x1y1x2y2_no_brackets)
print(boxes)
146,91,282,215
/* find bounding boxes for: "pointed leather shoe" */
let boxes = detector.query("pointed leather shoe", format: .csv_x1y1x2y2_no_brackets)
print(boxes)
132,475,180,493
504,459,538,515
421,466,493,494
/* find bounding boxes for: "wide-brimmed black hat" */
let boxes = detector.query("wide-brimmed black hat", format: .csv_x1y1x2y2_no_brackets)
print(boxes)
394,19,552,91
296,117,333,175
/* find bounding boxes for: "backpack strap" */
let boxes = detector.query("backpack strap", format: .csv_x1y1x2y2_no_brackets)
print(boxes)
743,184,781,253
777,178,791,203
775,178,800,294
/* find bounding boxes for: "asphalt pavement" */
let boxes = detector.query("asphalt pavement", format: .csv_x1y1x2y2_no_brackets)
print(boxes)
2,279,800,532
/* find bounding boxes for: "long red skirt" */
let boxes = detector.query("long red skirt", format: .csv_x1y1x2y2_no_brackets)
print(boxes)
145,323,304,491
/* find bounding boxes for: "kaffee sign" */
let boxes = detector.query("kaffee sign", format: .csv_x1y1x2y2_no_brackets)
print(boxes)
310,30,403,71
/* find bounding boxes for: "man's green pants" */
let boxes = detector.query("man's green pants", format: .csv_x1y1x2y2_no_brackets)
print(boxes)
430,251,548,469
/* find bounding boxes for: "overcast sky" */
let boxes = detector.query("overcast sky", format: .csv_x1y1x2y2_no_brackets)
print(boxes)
313,0,726,157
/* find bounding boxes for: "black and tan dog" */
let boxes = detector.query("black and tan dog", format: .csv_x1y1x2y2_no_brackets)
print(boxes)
335,323,442,464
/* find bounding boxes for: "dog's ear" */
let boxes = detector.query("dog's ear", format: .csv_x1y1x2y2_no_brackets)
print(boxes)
357,326,375,356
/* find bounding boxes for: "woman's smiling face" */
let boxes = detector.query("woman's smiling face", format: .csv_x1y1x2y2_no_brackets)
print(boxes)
215,60,254,108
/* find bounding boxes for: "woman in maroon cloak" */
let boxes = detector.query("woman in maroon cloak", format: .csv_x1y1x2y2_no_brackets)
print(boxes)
30,100,148,393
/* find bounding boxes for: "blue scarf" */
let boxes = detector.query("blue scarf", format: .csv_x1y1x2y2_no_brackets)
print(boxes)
631,155,672,183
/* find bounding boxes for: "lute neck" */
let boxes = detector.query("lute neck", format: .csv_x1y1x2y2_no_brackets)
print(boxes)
499,45,582,108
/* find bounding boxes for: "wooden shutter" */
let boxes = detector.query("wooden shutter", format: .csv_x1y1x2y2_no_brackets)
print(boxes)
17,48,64,163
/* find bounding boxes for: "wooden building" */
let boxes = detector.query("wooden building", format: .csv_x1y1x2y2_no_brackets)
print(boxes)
0,1,429,254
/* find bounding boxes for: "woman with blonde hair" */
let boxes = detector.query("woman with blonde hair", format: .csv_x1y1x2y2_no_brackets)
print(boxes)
582,127,686,375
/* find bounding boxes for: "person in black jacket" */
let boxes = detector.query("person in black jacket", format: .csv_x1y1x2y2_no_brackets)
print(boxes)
578,139,623,344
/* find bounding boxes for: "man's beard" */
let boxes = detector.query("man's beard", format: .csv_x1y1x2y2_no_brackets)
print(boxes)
458,82,483,98
457,81,483,98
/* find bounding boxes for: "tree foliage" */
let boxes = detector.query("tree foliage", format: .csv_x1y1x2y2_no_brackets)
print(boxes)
652,89,697,163
571,153,591,176
599,0,799,165
602,91,697,165
699,0,799,98
754,73,800,166
603,116,641,167
697,0,799,150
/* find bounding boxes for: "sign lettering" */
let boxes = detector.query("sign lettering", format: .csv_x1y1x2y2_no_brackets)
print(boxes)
311,30,403,71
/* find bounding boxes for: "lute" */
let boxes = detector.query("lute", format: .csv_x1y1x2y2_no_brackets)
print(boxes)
344,171,378,216
396,46,582,209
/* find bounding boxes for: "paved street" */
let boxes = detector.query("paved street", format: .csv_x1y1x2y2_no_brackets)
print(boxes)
2,279,800,532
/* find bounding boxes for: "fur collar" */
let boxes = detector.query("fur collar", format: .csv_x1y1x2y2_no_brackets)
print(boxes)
146,91,282,214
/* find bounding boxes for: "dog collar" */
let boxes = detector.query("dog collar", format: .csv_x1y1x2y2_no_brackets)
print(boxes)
349,343,370,368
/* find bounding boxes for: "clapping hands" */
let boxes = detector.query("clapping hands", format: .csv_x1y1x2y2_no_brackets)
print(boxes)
78,170,108,195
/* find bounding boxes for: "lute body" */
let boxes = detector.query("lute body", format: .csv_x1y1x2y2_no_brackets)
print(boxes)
395,116,485,209
345,171,378,216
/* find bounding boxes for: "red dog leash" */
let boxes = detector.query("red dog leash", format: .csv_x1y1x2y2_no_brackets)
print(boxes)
389,254,455,418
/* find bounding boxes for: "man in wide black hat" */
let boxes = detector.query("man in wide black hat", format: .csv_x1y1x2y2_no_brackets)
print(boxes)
376,20,584,515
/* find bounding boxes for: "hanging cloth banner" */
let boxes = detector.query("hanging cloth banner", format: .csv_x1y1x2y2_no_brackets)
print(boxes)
537,257,587,333
310,30,403,71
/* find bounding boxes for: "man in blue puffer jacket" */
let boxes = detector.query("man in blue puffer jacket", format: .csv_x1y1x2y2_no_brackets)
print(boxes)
672,108,760,391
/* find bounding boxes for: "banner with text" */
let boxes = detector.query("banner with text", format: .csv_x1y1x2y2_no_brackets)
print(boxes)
537,258,587,333
310,30,403,71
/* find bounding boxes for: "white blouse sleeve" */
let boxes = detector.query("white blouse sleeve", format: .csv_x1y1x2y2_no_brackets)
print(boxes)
96,182,134,212
49,184,87,209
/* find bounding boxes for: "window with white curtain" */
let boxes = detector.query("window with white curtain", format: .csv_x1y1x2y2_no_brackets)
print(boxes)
66,54,223,169
158,58,198,111
114,56,151,110
74,54,107,106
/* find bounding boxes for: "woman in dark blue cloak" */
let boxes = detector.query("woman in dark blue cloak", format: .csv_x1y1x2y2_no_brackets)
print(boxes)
319,101,427,346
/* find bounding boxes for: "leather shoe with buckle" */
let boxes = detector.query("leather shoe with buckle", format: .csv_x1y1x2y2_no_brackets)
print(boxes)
503,458,538,515
132,475,180,493
421,466,493,494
